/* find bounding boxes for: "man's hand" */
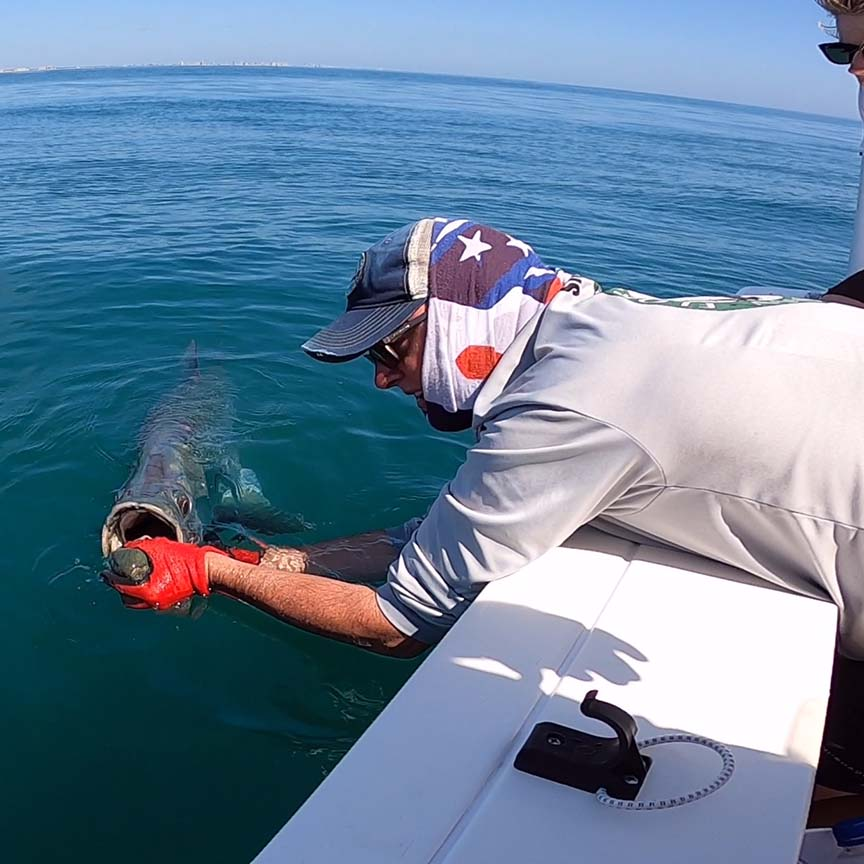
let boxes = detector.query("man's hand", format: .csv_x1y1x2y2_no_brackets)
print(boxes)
103,537,260,610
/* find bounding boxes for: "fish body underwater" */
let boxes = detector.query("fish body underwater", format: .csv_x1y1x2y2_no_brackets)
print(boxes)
101,341,229,556
102,341,307,579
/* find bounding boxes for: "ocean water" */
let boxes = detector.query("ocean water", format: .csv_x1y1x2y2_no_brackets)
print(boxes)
0,66,859,862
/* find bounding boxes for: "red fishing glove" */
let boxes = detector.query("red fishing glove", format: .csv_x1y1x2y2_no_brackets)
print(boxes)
104,537,261,610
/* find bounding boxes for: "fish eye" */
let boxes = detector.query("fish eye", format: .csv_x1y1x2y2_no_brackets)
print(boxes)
175,493,191,516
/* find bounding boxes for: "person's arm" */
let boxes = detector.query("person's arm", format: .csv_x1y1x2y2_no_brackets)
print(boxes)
258,530,403,582
207,552,427,658
375,406,661,644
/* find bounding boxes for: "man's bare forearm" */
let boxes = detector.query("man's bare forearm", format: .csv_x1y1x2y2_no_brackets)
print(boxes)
207,553,426,658
259,530,401,583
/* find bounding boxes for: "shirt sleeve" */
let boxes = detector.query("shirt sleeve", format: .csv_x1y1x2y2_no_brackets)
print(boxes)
385,516,425,552
376,406,660,644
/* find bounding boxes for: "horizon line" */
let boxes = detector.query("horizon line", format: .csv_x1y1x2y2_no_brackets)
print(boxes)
1,61,859,124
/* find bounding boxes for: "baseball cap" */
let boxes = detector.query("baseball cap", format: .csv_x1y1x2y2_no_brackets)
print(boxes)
302,218,435,362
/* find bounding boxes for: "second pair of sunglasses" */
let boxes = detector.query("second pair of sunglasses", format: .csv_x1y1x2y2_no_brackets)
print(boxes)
819,41,864,65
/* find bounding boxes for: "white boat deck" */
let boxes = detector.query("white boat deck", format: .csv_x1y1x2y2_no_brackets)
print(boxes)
254,528,838,863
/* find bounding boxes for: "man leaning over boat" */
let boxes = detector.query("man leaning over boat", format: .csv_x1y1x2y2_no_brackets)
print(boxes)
104,214,864,800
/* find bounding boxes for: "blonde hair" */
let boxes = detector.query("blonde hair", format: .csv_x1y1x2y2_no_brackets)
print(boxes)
817,0,864,13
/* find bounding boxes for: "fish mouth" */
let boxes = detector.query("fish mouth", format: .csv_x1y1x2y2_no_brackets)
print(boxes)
101,502,184,557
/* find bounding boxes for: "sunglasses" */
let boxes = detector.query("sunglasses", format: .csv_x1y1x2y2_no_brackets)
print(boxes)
819,41,864,65
364,312,427,369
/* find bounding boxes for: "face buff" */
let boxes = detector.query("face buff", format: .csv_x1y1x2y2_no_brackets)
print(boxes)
421,218,590,432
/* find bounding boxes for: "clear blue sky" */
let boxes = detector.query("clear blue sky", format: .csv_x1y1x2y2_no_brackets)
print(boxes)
2,0,859,118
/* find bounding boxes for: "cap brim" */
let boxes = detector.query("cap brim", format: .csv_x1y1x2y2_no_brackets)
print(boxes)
301,299,425,362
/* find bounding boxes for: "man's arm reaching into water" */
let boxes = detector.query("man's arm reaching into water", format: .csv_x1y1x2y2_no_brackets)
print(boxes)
206,549,428,658
105,527,427,656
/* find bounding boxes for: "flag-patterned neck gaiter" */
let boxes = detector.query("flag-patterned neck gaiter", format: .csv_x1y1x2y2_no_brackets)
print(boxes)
420,218,588,431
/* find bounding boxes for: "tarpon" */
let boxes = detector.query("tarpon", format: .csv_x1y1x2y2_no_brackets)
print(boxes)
102,341,303,562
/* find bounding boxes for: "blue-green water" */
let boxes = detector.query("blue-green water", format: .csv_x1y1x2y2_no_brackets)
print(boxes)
0,66,859,862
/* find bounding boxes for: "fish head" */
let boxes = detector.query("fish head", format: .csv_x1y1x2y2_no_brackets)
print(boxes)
101,482,204,557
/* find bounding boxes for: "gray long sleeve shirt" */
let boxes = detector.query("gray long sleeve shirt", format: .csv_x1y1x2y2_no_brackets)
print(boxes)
377,287,864,656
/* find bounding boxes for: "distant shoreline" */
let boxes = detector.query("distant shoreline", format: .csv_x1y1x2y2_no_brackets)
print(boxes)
0,62,315,74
